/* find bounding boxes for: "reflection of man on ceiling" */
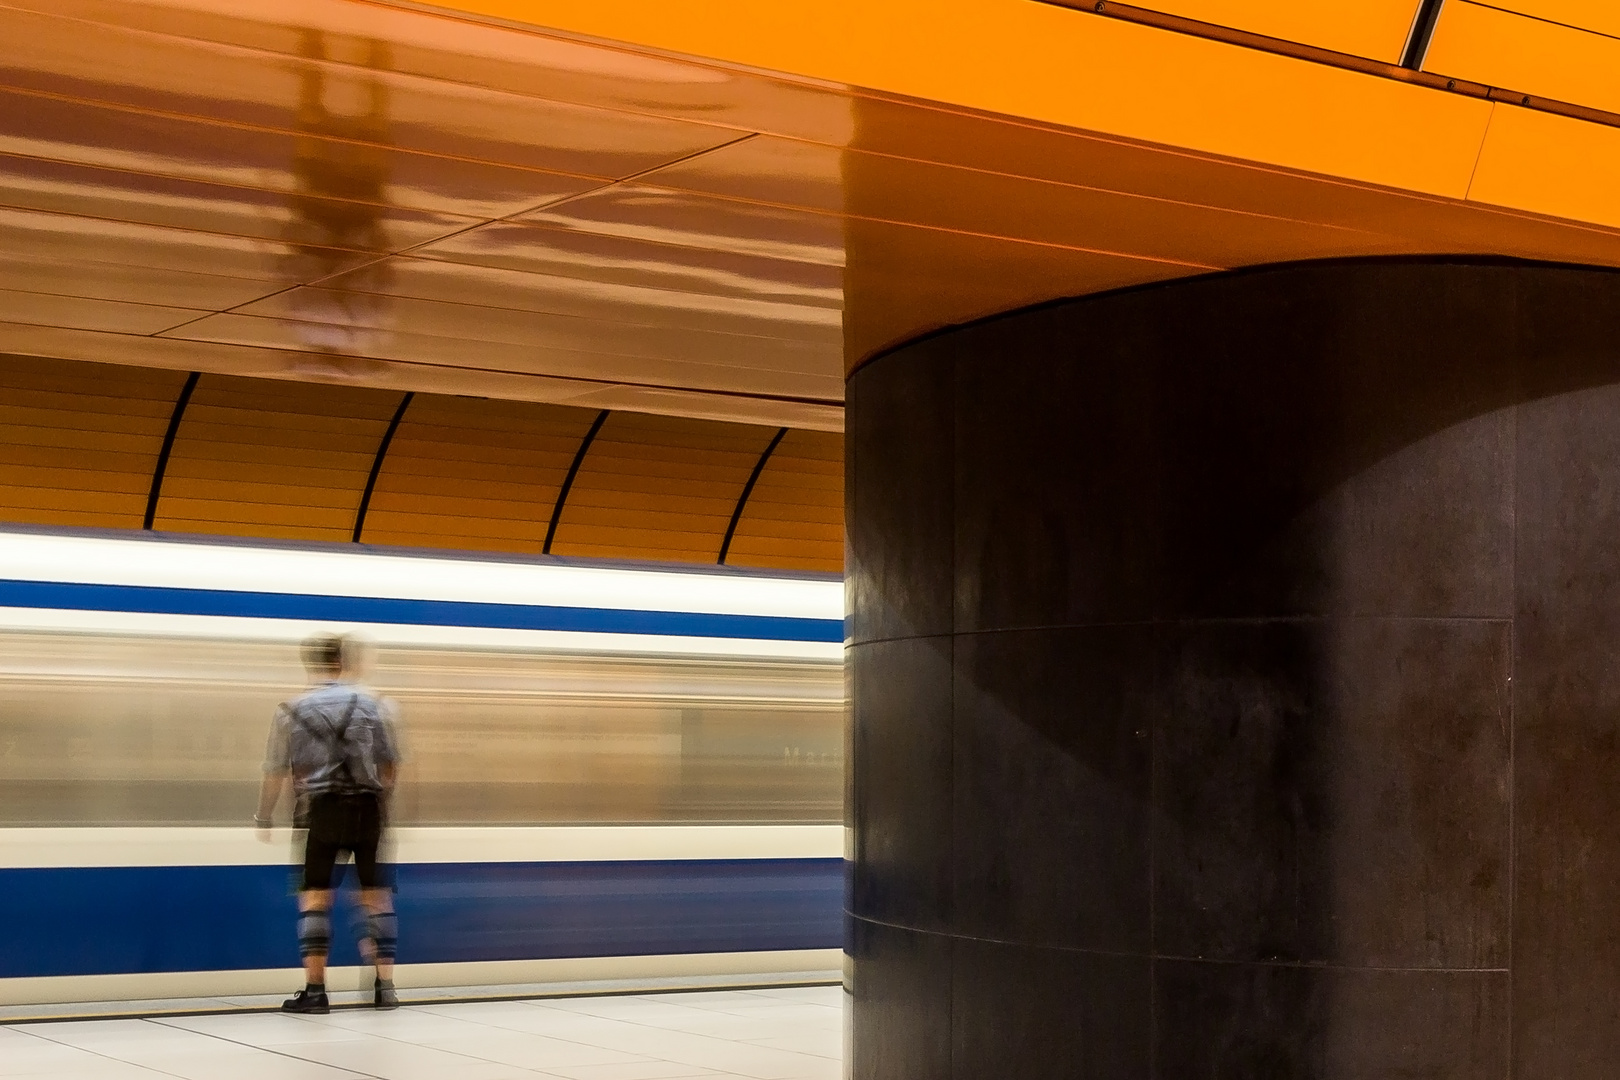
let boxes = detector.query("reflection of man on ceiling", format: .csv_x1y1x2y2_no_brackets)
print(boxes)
281,31,394,357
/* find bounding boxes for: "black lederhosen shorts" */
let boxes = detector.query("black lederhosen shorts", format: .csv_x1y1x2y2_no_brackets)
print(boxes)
301,792,386,891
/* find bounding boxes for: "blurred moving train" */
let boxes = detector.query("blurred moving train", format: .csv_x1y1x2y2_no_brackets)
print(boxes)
0,527,844,1006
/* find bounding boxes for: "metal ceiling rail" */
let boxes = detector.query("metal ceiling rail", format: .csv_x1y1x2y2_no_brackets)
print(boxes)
1042,0,1620,132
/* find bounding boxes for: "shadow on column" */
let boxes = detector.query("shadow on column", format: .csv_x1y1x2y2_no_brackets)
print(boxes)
846,257,1620,1079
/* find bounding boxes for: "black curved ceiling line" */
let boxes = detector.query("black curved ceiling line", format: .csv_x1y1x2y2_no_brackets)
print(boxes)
1401,0,1447,70
544,409,610,555
719,427,789,565
144,371,200,530
352,391,414,544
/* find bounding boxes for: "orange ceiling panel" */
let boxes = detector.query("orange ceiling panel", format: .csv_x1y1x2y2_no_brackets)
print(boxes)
437,0,1493,198
841,218,1197,365
1468,105,1620,232
1425,2,1620,116
163,312,845,402
0,5,744,181
0,288,198,336
417,218,841,308
1133,0,1421,61
649,135,1407,271
323,256,840,348
1464,1,1620,43
231,285,835,377
0,205,376,287
521,184,845,268
0,149,479,257
0,250,276,313
0,88,598,224
0,321,844,432
8,0,1620,432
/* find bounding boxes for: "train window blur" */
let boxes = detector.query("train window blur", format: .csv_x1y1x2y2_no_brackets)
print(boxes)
0,632,844,825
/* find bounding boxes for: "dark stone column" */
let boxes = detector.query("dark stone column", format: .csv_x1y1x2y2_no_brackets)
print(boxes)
845,259,1620,1079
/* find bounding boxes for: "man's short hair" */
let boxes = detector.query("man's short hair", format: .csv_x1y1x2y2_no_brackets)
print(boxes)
301,633,345,672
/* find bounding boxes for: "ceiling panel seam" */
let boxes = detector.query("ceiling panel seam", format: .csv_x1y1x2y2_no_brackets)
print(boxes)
189,133,765,335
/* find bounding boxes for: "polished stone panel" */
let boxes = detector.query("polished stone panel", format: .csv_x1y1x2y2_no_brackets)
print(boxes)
1155,618,1510,968
846,345,954,644
952,626,1152,952
847,259,1620,1077
846,917,951,1080
1155,962,1509,1079
848,637,954,930
1511,380,1620,1077
952,937,1150,1080
952,305,1164,632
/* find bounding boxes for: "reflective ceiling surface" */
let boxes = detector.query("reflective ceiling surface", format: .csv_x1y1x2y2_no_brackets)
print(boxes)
5,0,1620,430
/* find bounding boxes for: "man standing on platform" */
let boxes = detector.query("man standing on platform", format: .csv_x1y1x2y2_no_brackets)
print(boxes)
256,633,402,1013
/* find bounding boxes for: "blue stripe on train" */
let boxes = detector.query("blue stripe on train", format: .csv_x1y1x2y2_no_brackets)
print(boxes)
0,580,844,643
0,859,843,979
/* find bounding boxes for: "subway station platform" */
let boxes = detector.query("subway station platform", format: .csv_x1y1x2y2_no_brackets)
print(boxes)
0,986,843,1080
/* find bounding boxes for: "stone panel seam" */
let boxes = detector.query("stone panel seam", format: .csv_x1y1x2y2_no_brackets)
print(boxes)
846,914,1509,972
1506,398,1519,1077
844,913,1151,961
853,615,1515,648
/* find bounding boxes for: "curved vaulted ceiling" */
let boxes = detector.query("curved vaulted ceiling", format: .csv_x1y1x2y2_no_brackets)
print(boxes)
0,353,842,572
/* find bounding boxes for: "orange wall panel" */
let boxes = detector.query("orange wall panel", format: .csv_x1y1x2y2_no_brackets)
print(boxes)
0,354,183,528
0,356,846,574
725,430,843,573
362,394,600,553
150,374,399,542
550,412,777,563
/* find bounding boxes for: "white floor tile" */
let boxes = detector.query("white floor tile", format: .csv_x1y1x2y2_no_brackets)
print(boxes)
740,1030,841,1059
424,1032,650,1069
1,988,847,1080
533,1063,736,1080
269,1039,549,1080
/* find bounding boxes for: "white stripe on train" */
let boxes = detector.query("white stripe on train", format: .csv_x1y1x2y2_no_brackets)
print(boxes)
0,825,845,869
0,530,842,619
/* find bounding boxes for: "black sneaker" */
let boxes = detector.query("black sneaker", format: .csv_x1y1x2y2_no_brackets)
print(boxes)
282,988,330,1014
374,981,398,1011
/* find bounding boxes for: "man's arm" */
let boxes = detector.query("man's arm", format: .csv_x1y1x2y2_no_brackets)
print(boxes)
257,704,292,839
256,770,288,825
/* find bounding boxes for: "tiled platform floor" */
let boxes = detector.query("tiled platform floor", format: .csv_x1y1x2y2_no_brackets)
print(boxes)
0,986,844,1080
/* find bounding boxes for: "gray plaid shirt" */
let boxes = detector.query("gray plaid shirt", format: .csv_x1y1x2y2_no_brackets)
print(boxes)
263,680,401,797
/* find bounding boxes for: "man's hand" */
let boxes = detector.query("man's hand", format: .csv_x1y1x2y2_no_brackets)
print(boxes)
256,770,287,844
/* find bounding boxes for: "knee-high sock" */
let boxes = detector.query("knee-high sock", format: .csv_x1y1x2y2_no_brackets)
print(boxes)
298,908,332,958
366,910,398,961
